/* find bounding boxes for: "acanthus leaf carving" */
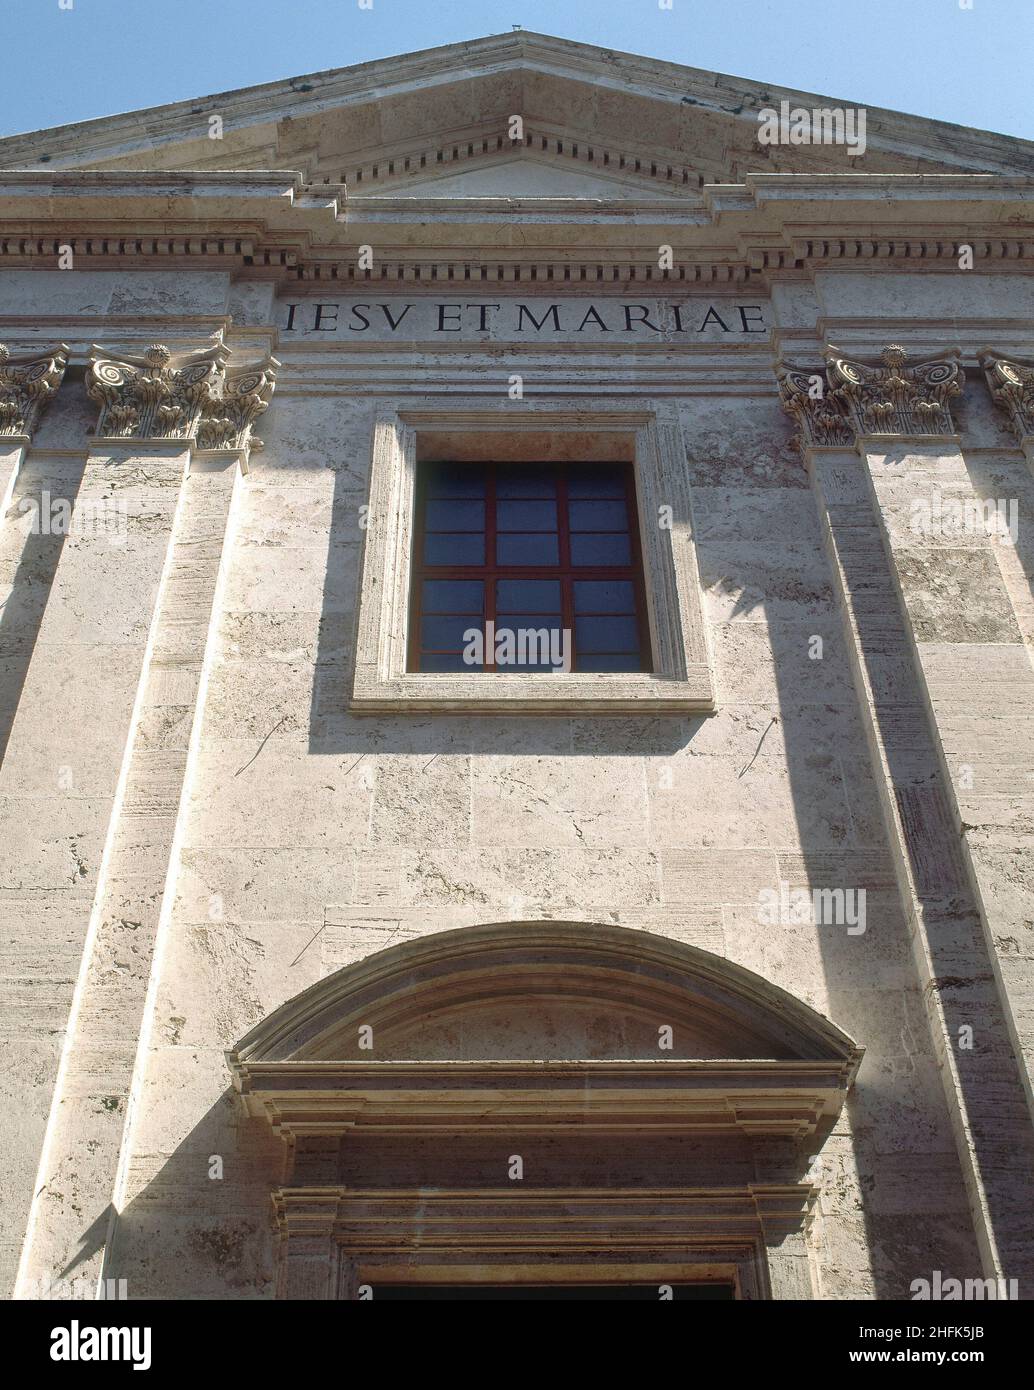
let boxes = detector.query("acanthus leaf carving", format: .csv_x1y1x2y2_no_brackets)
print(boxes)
196,357,280,452
86,340,229,442
775,362,853,450
0,342,70,439
825,344,964,438
979,351,1034,441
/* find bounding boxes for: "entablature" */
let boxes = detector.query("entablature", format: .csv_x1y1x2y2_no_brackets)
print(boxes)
2,169,1034,292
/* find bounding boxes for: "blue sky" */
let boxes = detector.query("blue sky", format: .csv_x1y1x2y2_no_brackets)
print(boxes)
2,0,1031,140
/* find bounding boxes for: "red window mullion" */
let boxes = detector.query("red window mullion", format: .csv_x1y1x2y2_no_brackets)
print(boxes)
485,464,497,672
624,463,651,674
407,465,428,672
409,460,651,674
556,467,576,670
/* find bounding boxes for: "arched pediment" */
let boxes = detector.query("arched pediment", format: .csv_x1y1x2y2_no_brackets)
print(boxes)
229,923,861,1140
233,921,856,1064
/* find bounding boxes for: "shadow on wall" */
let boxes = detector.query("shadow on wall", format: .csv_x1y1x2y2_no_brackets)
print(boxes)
86,1095,283,1300
216,393,1001,1297
286,396,985,1298
0,452,87,767
100,919,854,1298
767,409,1010,1294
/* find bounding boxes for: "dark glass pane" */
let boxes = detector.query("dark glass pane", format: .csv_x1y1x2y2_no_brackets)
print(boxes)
424,532,484,565
566,466,626,498
570,533,632,566
495,578,562,611
573,580,635,614
421,615,483,650
421,579,484,613
569,499,628,531
425,463,486,497
575,615,640,653
575,653,643,672
412,458,647,677
493,614,563,632
424,499,484,531
496,533,559,565
494,630,567,671
420,652,484,672
496,468,557,498
496,499,557,530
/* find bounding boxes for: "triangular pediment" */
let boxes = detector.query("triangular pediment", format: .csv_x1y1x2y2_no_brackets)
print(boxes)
353,153,696,201
1,31,1031,188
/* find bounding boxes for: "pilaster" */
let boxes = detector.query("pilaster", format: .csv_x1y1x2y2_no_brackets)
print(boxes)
777,349,1034,1291
0,342,68,524
11,341,277,1297
273,1192,342,1300
0,350,70,1289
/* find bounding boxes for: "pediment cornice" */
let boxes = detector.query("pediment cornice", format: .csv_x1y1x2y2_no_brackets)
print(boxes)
228,921,862,1143
1,31,1032,184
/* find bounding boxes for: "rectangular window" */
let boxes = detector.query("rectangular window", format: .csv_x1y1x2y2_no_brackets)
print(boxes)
408,461,651,674
350,406,714,715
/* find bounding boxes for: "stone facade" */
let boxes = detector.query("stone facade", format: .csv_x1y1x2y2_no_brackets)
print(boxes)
1,32,1033,1301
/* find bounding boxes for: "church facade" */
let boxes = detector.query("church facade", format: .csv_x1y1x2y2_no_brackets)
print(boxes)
1,31,1033,1301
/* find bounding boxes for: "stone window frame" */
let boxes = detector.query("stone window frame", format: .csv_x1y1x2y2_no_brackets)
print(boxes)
343,1247,763,1301
271,1185,815,1300
349,402,714,713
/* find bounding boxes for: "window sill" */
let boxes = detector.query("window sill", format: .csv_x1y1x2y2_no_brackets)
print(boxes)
350,666,715,715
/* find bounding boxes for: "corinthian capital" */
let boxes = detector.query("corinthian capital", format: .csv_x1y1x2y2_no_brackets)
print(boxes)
825,345,964,438
197,356,280,453
979,351,1034,441
87,340,229,442
0,343,70,439
775,362,853,449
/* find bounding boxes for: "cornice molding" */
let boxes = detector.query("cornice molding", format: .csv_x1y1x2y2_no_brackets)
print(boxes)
233,1057,858,1141
2,171,1034,290
317,125,706,196
271,1183,821,1243
2,31,1030,179
0,341,69,439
